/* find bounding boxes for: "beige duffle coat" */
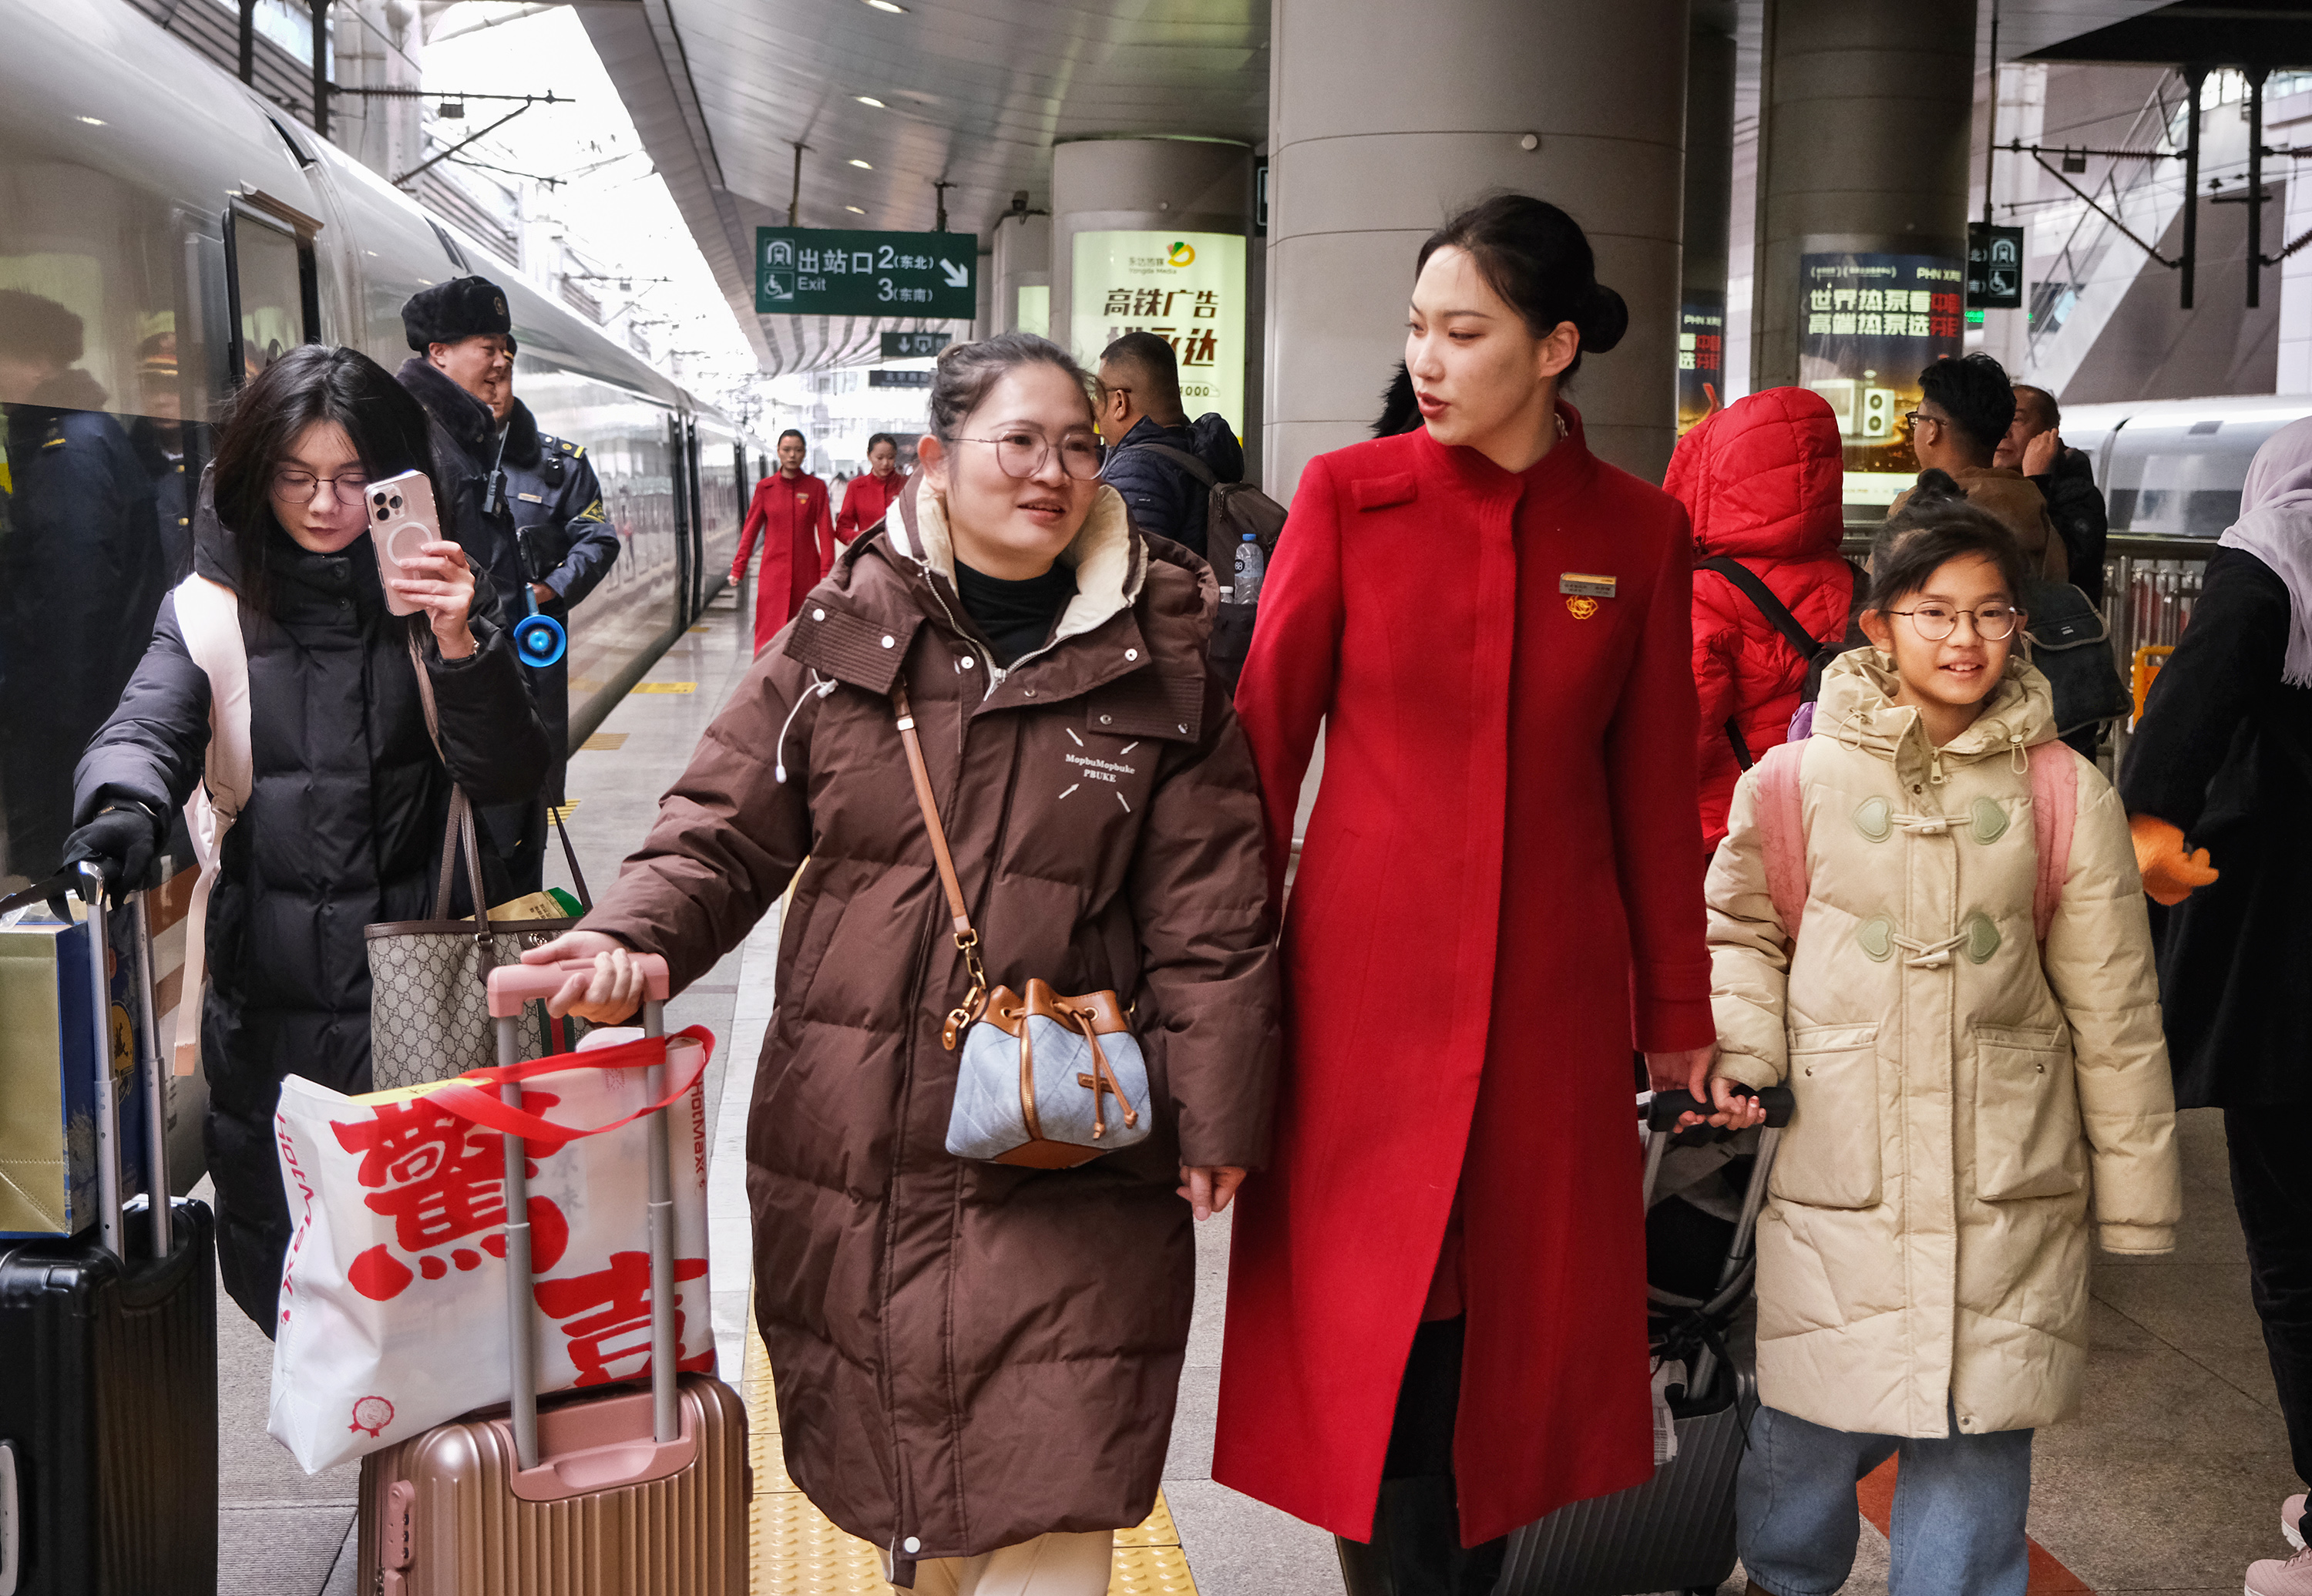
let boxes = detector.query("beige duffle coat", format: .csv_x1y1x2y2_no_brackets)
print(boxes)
1707,650,2181,1439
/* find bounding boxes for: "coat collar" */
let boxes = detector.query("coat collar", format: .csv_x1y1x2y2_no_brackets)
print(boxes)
1410,400,1598,510
1812,647,2057,768
789,472,1203,734
396,356,496,456
499,398,543,468
882,471,1148,655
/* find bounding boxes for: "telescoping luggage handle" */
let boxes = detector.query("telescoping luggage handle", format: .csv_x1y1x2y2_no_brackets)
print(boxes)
483,955,680,1473
64,864,173,1264
1642,1084,1796,1397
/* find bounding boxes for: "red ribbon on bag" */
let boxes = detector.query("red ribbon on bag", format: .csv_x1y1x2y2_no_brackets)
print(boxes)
421,1026,716,1144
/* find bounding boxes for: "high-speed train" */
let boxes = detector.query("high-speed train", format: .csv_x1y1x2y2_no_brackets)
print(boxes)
0,0,757,896
2062,392,2312,539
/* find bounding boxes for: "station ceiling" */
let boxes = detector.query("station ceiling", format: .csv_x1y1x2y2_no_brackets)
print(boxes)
580,0,1263,374
577,0,2169,376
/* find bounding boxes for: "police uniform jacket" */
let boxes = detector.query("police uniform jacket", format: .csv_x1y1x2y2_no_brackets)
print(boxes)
501,397,620,805
395,358,523,620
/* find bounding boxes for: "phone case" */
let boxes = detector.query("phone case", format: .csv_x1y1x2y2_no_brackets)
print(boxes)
368,469,443,618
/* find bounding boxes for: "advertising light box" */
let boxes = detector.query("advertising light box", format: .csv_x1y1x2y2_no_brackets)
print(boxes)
1070,231,1246,427
1797,252,1965,505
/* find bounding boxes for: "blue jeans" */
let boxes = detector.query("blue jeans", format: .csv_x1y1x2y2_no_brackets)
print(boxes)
1737,1400,2032,1596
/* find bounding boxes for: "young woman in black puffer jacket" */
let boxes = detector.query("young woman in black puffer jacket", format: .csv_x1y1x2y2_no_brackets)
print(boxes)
63,344,549,1331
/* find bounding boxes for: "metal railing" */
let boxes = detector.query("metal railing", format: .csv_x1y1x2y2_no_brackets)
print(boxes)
2104,535,2213,761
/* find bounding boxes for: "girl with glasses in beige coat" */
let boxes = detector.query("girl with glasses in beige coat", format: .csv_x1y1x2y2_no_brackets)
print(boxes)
1697,479,2181,1595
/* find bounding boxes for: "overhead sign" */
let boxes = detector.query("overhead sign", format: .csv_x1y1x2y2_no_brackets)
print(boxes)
1966,222,2025,310
869,368,933,389
880,330,949,359
1798,250,1965,505
754,229,979,318
1070,231,1246,427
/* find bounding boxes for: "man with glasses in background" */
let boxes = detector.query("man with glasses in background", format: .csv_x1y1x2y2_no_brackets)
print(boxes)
1892,352,2068,581
733,428,835,656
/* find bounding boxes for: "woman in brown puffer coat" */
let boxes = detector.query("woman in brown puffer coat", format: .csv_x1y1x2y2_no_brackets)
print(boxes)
529,332,1279,1595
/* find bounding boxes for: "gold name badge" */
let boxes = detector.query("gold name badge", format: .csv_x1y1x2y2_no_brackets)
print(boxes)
1559,573,1618,598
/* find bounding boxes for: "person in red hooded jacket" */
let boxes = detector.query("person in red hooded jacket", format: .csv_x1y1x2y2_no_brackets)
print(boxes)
1664,386,1857,852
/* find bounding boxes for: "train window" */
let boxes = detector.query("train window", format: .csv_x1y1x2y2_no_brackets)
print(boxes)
225,207,307,385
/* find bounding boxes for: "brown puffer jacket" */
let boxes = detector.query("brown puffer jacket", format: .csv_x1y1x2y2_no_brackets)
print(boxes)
583,475,1279,1563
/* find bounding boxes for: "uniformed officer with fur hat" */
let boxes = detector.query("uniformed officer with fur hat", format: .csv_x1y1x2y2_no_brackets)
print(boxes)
486,351,619,835
395,275,549,886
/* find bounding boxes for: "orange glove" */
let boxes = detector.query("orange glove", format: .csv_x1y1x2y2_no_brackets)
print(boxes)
2130,814,2219,906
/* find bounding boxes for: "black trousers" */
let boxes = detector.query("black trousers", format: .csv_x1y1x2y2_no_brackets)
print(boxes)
2228,1108,2312,1486
1339,1318,1509,1596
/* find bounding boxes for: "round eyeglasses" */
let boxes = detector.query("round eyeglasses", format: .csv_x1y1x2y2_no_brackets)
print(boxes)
953,430,1107,482
1887,603,2021,642
271,468,372,507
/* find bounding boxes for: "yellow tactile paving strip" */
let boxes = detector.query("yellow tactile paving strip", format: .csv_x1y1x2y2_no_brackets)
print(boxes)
742,1302,1198,1594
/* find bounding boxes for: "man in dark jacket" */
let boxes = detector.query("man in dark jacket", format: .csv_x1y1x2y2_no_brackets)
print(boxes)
1097,330,1243,561
0,289,164,882
396,277,547,888
489,358,621,812
1998,383,2109,606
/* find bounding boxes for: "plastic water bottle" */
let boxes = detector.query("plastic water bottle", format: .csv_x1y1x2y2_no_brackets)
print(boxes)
1232,532,1266,606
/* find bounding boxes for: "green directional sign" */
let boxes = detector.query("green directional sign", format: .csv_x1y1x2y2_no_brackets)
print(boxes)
754,229,979,318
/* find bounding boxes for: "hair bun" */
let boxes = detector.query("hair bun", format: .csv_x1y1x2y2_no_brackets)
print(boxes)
1578,284,1628,354
1911,466,1965,504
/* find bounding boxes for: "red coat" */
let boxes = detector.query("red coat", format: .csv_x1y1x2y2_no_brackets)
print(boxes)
1214,412,1716,1545
734,471,834,652
1662,388,1855,851
835,469,908,543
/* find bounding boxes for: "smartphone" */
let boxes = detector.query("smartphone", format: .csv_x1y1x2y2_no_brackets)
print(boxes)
365,469,441,617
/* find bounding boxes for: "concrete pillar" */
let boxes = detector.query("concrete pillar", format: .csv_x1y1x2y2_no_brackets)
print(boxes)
1263,0,1689,502
1682,4,1739,434
993,212,1051,338
1050,138,1253,418
1750,0,1976,393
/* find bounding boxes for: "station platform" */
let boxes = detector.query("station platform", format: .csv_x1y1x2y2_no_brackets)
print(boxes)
207,583,2297,1596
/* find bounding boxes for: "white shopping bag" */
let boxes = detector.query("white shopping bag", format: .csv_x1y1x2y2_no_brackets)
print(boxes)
267,1025,716,1473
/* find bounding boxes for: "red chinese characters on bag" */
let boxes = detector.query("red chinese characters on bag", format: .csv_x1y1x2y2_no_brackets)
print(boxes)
533,1249,715,1386
329,1094,573,1302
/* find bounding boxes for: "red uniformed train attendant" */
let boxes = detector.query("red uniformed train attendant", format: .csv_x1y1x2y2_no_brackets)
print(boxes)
1213,196,1720,1593
835,430,910,543
733,427,835,654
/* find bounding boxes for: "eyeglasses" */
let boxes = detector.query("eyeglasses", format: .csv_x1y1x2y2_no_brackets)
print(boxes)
1902,410,1944,432
1887,603,2022,641
953,429,1106,481
271,468,371,506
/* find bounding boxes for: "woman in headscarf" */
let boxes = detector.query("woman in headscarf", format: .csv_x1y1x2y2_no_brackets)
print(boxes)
2119,412,2312,1596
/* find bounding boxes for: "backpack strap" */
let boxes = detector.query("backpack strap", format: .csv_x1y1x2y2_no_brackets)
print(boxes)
171,573,252,1076
2028,743,2078,943
1751,739,1811,946
1696,556,1826,665
1122,439,1219,488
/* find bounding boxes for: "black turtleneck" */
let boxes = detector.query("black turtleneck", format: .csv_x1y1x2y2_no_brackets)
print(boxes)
954,558,1075,668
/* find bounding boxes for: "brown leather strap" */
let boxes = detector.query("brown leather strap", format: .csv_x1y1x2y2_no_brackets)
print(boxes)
890,680,973,939
409,632,489,931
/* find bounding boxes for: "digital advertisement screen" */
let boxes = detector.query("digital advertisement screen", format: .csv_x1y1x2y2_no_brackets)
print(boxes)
1796,251,1965,506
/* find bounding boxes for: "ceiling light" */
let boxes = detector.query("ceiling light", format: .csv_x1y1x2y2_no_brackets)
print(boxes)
864,0,907,11
76,116,106,126
845,205,867,214
855,95,886,108
849,159,873,169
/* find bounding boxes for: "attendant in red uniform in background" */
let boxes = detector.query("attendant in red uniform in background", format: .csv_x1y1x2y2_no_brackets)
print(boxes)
835,431,909,544
1215,196,1721,1596
733,427,834,654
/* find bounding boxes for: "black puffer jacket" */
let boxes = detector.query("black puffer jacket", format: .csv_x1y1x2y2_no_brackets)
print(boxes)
73,512,550,1328
1101,413,1245,559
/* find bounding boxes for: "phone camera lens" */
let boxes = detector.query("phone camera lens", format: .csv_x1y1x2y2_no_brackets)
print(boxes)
389,494,403,509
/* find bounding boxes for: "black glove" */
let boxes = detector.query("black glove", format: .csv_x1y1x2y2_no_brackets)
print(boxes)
60,805,162,894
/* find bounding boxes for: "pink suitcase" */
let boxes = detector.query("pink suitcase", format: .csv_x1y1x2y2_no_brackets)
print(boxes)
356,955,749,1594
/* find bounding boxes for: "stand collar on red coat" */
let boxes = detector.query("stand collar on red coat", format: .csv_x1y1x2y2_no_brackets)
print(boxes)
1410,401,1598,510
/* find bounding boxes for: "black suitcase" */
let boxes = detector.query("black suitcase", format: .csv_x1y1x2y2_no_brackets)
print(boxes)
1494,1084,1795,1596
0,868,218,1595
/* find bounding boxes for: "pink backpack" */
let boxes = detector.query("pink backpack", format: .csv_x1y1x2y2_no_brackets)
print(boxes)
1752,737,2078,945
